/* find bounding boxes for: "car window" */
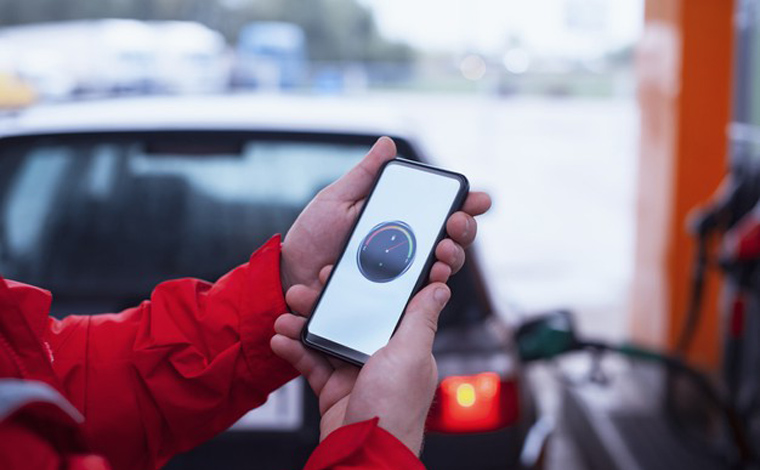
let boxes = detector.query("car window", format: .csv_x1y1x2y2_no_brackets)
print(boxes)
0,133,366,315
0,132,489,327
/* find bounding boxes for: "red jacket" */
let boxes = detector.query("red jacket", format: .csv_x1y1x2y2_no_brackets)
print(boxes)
0,236,424,470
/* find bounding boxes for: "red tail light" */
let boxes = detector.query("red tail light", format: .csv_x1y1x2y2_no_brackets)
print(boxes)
426,372,519,433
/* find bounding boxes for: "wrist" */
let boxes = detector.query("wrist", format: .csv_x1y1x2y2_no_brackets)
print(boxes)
377,420,425,456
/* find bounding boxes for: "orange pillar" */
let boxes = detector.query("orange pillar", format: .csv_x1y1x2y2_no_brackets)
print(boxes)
630,0,734,370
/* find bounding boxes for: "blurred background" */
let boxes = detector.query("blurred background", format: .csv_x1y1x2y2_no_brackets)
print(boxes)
6,1,757,470
0,0,643,339
0,0,642,469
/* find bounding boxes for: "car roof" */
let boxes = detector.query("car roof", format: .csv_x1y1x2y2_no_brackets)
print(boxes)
0,94,410,139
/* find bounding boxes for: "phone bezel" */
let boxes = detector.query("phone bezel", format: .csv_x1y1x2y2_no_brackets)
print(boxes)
301,158,470,366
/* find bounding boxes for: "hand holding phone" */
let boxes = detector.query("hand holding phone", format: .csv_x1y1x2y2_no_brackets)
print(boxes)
281,137,486,296
273,138,490,453
302,158,469,365
275,280,450,454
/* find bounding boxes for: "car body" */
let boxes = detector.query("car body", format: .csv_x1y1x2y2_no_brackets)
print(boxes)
0,95,535,470
0,20,155,98
231,22,307,91
0,72,36,109
149,21,230,95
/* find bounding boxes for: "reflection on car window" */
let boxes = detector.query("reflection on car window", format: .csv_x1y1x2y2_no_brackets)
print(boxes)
130,141,359,204
86,145,120,200
5,149,70,258
0,135,365,315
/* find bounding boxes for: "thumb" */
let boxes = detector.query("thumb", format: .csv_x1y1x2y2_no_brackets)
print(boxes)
324,136,397,201
390,283,450,353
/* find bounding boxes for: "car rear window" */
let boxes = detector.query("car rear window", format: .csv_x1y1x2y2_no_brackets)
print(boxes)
0,131,488,327
0,132,367,314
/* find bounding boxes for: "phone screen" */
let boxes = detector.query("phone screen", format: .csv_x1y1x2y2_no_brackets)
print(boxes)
306,160,465,358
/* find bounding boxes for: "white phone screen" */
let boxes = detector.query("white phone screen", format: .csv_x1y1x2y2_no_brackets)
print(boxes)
307,161,463,357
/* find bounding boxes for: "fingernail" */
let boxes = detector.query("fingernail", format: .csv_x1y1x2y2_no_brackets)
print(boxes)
463,217,471,237
434,287,450,304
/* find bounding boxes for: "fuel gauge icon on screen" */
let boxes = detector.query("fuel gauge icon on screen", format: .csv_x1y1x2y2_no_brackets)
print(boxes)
357,221,417,283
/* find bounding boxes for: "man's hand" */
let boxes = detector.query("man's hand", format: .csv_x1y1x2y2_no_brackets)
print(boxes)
274,136,490,453
271,271,450,455
280,136,491,293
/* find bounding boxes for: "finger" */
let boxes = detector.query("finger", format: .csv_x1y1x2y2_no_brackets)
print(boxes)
323,137,397,201
317,366,360,416
326,355,351,370
435,238,465,274
318,265,333,285
429,261,452,284
274,313,307,340
390,283,450,353
285,284,321,316
271,334,334,394
446,212,477,248
462,191,492,216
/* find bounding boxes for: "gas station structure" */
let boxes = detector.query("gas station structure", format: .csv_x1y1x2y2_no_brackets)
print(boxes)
632,0,733,370
558,1,760,468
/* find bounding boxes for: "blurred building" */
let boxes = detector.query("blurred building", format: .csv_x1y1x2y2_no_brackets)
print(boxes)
0,19,230,101
506,0,641,73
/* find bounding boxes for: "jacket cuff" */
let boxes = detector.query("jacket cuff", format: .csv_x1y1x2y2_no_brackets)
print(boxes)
233,235,298,395
304,418,425,470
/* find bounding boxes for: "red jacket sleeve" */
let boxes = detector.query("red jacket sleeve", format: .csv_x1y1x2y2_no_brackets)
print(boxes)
305,419,425,470
45,235,297,470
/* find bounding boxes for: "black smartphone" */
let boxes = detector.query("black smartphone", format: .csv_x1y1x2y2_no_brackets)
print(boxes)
302,158,469,366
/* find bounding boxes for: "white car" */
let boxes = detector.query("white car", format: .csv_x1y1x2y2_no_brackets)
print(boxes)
0,95,536,470
0,20,230,99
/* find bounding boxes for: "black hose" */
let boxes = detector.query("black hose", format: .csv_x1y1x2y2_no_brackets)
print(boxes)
675,233,709,356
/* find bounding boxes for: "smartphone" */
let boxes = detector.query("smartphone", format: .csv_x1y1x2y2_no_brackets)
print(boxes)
301,158,469,366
